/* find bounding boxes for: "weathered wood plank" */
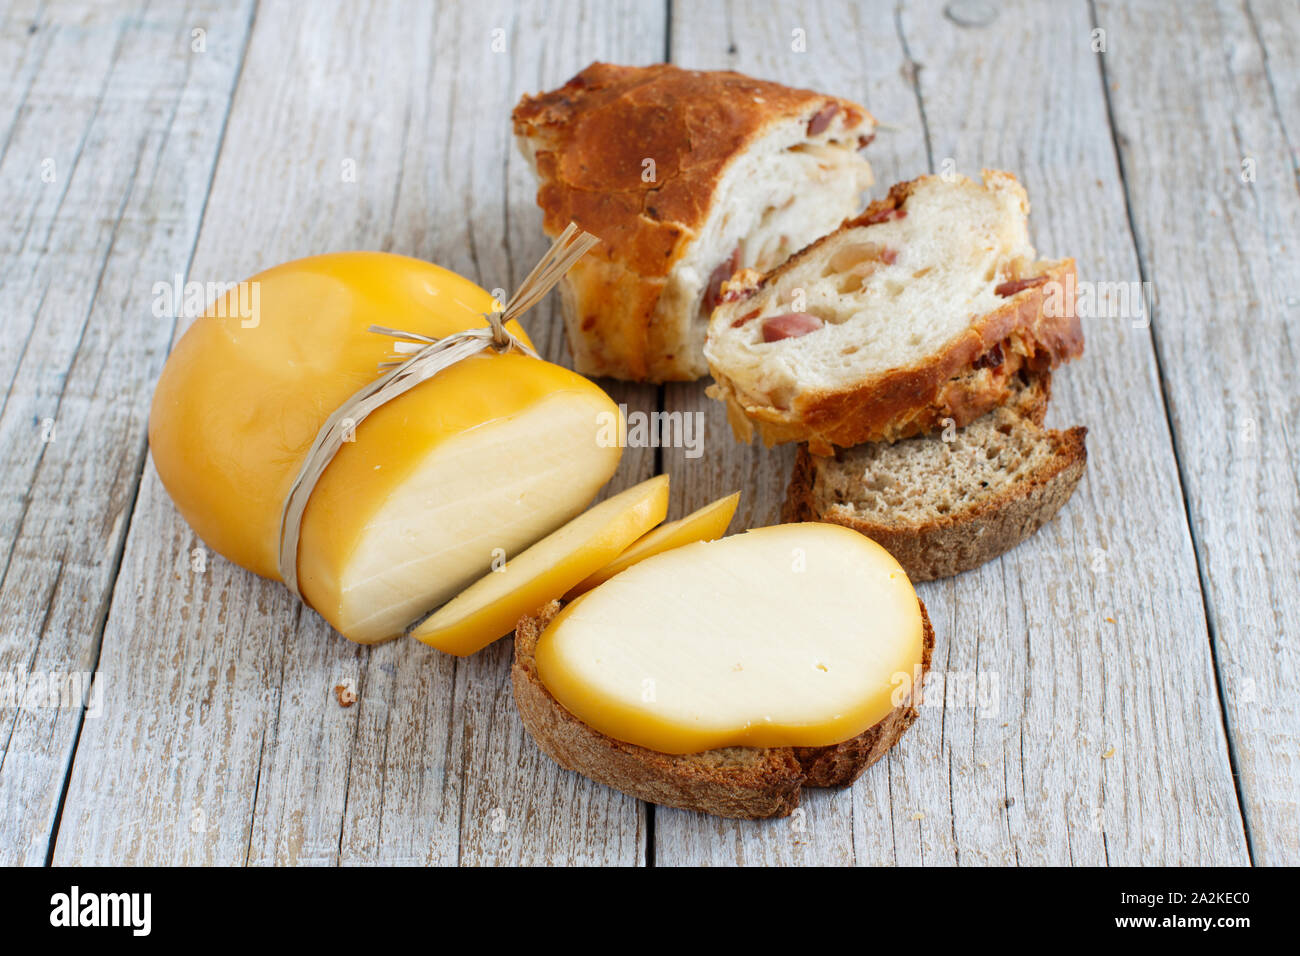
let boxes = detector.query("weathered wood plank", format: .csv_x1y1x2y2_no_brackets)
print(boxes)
0,0,255,867
50,0,663,866
1096,0,1300,864
658,0,1248,865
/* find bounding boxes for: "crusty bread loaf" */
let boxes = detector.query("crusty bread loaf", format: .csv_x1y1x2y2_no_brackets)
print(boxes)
513,63,875,383
705,170,1084,453
782,373,1087,580
512,598,934,819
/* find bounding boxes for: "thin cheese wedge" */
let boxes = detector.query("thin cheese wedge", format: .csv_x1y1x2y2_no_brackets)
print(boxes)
535,523,924,753
412,475,670,656
149,252,623,643
564,492,740,599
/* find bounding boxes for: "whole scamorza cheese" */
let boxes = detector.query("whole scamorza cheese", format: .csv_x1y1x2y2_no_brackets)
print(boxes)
535,523,924,753
149,252,622,643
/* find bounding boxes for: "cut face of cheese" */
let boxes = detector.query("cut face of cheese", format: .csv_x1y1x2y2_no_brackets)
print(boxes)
535,523,924,753
300,388,621,642
411,475,670,656
149,251,623,643
564,491,740,599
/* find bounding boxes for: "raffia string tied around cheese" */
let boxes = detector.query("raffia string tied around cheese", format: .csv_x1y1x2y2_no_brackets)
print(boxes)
277,223,600,599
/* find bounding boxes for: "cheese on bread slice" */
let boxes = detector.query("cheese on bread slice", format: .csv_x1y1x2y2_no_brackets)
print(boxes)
513,524,933,818
705,170,1084,453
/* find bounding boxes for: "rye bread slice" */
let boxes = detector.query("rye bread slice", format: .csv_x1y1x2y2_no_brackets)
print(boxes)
782,374,1086,581
512,598,934,819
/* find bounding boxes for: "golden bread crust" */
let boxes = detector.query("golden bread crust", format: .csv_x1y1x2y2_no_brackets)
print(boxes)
706,177,1085,452
513,63,874,382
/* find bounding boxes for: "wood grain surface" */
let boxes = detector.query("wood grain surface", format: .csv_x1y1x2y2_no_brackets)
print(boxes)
1095,0,1299,866
0,0,1291,866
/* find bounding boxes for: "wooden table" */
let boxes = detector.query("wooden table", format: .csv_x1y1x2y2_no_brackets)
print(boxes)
1,0,1295,866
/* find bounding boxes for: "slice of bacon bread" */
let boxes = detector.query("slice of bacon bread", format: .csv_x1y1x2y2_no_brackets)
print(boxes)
512,63,875,383
512,598,933,820
782,372,1087,581
705,170,1084,453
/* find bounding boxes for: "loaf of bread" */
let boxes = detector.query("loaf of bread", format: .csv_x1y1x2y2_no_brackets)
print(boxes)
782,373,1087,580
705,170,1084,453
513,63,876,382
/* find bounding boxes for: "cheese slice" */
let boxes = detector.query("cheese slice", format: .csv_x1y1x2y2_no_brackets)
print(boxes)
564,491,740,599
149,252,622,643
535,523,924,753
412,475,670,656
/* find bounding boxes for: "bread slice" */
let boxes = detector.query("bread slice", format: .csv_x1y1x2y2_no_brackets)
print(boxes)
512,598,934,819
513,63,875,383
705,170,1084,454
782,374,1087,581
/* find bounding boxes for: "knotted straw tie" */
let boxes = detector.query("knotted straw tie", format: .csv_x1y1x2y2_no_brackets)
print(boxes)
277,223,600,600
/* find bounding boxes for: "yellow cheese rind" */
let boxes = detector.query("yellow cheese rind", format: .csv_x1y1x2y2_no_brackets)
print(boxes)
411,475,670,656
149,252,622,643
535,523,924,754
564,491,740,599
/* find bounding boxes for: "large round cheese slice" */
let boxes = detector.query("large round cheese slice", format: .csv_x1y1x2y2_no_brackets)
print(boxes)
535,523,924,753
149,252,622,642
